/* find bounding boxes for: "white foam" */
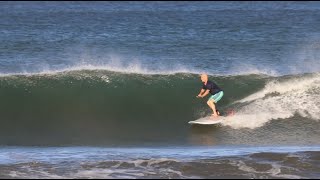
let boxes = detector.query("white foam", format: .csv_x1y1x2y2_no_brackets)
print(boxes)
222,74,320,129
228,63,280,77
284,37,320,75
9,170,65,179
233,160,303,179
73,168,144,179
0,65,197,77
0,53,281,77
73,158,183,179
0,55,205,77
0,63,280,78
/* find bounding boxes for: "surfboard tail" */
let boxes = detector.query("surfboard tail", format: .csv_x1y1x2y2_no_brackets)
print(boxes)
226,109,236,116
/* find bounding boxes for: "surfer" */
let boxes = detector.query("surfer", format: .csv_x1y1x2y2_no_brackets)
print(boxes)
196,74,224,118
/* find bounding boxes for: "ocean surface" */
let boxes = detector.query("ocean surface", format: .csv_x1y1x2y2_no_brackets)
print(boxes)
0,1,319,179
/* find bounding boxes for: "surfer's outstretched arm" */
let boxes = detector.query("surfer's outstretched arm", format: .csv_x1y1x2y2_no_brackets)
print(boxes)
197,89,205,98
198,89,210,98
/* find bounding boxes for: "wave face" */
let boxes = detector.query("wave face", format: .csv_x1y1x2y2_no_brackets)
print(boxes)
0,70,319,146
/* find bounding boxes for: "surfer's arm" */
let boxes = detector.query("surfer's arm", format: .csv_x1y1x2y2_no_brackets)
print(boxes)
200,90,210,98
197,89,205,97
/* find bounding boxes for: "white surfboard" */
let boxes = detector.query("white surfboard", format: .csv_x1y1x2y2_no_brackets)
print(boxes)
188,116,227,125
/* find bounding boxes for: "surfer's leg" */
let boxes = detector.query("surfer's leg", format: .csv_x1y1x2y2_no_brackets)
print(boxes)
210,91,223,116
207,99,218,117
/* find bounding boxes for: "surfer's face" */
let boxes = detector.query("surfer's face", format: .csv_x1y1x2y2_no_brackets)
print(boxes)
200,74,208,83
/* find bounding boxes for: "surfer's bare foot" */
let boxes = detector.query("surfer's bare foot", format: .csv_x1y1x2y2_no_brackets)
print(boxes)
211,113,219,118
217,111,220,115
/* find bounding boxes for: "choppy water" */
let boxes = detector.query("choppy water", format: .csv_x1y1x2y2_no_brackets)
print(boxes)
0,146,319,179
0,1,319,179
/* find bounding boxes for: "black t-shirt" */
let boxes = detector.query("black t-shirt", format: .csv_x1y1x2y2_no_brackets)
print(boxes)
202,80,222,95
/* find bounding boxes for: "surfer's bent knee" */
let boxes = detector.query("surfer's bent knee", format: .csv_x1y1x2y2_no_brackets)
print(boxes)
207,99,215,105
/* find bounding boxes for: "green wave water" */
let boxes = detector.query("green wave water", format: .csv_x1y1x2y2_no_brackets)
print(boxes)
0,70,319,146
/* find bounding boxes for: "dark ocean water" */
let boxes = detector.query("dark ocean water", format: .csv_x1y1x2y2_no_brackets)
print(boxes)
0,1,319,178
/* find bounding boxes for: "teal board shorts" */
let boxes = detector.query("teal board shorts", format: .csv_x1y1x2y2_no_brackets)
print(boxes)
208,91,224,103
